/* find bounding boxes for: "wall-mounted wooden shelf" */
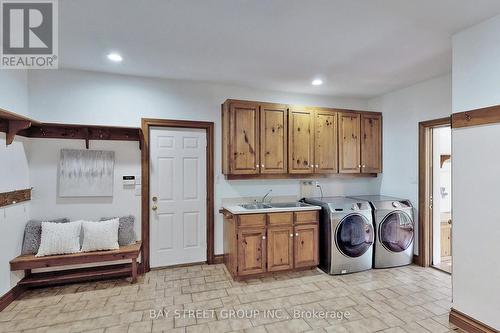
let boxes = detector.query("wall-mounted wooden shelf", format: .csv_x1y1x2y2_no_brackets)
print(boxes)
0,108,142,149
0,188,32,208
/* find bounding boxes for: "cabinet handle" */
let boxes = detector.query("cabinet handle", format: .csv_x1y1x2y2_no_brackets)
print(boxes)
261,164,264,168
358,164,361,168
290,233,294,237
362,165,366,168
256,164,259,168
316,165,319,168
310,165,314,168
295,232,299,237
262,235,266,240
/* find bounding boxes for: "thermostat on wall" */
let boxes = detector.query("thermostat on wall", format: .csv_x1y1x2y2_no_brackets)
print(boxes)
122,176,136,186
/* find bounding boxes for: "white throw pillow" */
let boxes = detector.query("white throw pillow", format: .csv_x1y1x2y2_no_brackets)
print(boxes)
81,218,120,252
36,221,82,257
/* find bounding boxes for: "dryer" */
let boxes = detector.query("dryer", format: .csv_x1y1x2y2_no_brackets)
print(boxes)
303,197,374,274
349,195,414,268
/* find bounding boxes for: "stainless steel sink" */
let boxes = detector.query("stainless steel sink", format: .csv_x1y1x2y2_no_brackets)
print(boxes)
269,202,312,208
239,203,272,209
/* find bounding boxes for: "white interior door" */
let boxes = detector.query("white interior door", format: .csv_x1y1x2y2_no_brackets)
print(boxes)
150,127,207,267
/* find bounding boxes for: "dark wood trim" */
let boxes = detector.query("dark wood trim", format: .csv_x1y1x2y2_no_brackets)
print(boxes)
417,117,451,267
226,173,377,180
452,104,500,128
141,118,215,273
449,308,498,333
213,254,224,264
0,188,32,208
0,284,25,311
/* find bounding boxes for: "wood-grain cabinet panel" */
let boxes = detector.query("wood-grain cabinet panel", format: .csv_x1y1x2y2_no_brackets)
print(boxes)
223,211,319,280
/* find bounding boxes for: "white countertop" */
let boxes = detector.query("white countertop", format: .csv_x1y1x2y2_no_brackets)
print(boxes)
222,204,322,215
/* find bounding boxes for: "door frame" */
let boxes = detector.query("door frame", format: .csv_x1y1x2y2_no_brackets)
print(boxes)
141,118,215,273
416,116,450,267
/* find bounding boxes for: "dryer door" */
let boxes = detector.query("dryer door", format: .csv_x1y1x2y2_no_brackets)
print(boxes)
379,211,414,252
335,214,374,258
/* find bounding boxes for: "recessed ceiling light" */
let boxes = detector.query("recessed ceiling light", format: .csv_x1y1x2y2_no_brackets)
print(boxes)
107,53,123,62
311,79,323,86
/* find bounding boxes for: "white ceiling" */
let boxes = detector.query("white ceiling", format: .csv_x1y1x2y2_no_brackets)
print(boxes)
60,0,500,98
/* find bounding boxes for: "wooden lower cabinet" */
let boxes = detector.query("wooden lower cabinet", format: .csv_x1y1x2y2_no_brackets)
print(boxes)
267,226,294,272
223,210,319,280
237,228,267,276
294,224,319,268
440,222,452,258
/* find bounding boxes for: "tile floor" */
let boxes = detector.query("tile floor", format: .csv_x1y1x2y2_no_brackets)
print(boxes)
0,264,460,333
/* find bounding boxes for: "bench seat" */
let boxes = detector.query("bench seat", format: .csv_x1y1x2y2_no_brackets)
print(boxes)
10,241,142,287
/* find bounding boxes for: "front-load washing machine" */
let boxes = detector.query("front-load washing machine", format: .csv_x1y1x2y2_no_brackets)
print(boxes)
349,195,414,268
303,197,374,274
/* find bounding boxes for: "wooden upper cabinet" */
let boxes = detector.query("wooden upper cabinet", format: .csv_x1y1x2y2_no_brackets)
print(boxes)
361,114,382,173
222,99,382,177
314,110,338,173
229,102,260,174
339,111,361,173
237,228,267,276
260,104,288,174
288,108,314,174
267,226,294,272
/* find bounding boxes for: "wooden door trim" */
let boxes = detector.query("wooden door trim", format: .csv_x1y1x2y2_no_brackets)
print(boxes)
141,118,215,273
417,116,450,267
452,104,500,128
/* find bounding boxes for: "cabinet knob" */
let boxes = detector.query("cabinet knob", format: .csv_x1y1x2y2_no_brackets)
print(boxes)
295,232,299,237
310,165,314,168
256,164,259,168
362,165,366,168
262,235,266,240
290,233,294,237
261,164,264,168
316,165,319,168
358,164,361,168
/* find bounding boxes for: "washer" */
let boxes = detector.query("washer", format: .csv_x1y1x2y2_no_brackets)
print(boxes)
303,197,374,275
349,195,414,268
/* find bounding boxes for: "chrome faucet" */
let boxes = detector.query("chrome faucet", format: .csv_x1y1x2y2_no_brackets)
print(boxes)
259,189,273,203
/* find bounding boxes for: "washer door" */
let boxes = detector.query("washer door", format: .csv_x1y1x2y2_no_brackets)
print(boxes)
335,214,374,258
379,211,414,252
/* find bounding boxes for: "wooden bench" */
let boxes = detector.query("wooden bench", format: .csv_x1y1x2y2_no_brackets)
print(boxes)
10,241,142,287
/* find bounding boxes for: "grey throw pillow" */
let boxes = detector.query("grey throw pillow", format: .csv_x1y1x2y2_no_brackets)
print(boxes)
100,215,136,246
21,218,70,255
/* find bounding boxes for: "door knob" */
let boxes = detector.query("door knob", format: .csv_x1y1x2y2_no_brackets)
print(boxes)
152,205,158,211
152,196,158,202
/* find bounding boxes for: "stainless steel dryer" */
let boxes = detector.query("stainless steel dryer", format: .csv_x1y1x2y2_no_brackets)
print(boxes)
303,197,374,275
349,195,414,268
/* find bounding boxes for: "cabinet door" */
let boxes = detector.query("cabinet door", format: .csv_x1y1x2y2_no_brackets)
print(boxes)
361,114,382,173
440,223,452,257
288,108,314,174
294,224,319,268
237,228,267,276
260,104,288,174
314,110,338,173
267,226,294,272
230,102,260,174
339,112,361,173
